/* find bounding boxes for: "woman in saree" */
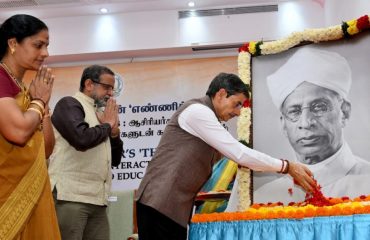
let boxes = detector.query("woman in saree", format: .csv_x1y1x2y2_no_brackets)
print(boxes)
0,14,61,239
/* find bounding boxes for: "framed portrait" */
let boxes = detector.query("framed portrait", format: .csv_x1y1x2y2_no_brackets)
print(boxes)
234,15,370,210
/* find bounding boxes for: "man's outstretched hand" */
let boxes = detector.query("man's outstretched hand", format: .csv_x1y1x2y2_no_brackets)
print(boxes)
288,162,317,194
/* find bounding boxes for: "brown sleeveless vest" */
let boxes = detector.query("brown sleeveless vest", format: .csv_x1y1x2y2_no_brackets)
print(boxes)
136,96,220,227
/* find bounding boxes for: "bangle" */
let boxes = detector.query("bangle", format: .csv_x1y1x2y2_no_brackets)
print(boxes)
27,107,43,122
31,99,45,109
282,160,290,174
277,159,285,173
29,103,45,116
31,98,46,108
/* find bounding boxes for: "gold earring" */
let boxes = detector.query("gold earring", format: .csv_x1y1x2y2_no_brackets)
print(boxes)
10,48,15,55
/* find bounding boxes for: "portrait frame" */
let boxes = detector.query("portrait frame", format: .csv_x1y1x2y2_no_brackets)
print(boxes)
235,15,370,211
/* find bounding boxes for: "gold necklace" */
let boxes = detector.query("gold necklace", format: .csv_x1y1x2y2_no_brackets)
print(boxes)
0,61,24,90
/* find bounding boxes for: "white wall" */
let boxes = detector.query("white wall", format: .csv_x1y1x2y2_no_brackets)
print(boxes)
46,11,180,56
45,0,325,62
42,0,370,63
325,0,370,26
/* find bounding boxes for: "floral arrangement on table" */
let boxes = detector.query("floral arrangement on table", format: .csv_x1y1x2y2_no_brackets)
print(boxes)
235,15,370,211
192,194,370,223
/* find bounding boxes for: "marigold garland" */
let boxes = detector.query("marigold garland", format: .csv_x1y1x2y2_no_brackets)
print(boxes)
192,195,370,223
234,14,370,212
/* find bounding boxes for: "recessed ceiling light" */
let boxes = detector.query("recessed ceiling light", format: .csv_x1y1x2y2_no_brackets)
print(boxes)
188,1,195,7
100,8,109,14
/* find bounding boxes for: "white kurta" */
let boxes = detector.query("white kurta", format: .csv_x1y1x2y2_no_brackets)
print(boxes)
227,142,370,210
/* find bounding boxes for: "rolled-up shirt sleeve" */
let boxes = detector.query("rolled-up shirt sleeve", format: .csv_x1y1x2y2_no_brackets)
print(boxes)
51,96,111,151
178,103,282,172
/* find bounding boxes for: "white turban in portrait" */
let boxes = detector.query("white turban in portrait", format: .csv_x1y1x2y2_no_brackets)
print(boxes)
266,47,352,109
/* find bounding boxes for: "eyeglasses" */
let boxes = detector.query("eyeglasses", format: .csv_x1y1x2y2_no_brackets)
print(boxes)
91,80,114,91
282,100,334,122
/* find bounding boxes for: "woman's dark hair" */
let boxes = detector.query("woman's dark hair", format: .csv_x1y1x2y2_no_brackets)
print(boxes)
0,14,48,59
206,72,249,98
80,65,115,91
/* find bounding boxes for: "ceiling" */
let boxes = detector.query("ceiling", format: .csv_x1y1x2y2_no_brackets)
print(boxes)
0,0,281,21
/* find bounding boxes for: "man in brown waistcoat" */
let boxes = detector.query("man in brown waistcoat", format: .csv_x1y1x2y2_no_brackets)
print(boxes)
136,72,316,240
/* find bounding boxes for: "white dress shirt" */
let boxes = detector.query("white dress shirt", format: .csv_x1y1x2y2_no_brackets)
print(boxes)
178,103,282,172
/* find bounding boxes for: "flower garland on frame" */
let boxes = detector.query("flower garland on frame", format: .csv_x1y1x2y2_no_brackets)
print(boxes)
236,51,253,211
235,14,370,211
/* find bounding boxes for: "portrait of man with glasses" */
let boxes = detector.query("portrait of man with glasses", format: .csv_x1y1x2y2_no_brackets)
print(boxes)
248,46,370,204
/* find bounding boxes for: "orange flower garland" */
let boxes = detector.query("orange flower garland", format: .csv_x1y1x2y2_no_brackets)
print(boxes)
191,194,370,223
